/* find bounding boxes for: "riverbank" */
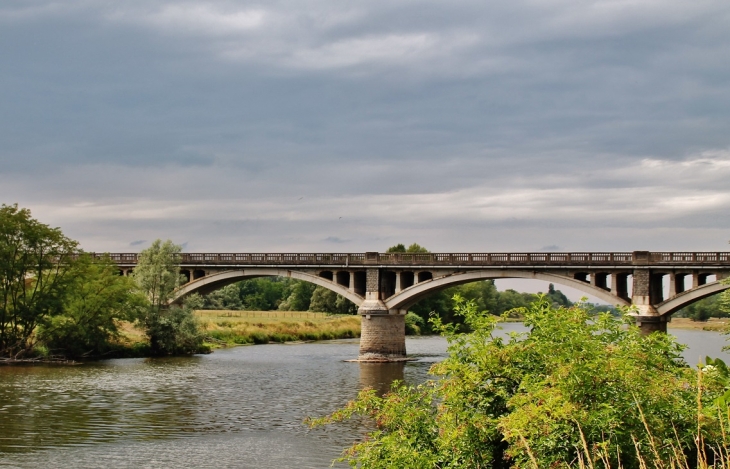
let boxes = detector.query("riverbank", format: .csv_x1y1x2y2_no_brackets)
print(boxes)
195,310,361,346
668,317,729,332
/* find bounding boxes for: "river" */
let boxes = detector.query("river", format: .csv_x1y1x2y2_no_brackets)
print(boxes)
1,325,729,469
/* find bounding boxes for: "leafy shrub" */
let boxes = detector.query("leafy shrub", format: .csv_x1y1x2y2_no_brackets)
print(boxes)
404,311,424,335
311,296,729,469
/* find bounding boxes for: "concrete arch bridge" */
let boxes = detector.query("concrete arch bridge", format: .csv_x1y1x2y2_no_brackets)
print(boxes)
108,251,730,362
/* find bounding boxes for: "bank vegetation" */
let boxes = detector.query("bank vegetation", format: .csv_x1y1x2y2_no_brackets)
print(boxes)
312,296,730,469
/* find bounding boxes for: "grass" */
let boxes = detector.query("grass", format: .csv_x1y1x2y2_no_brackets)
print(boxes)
669,318,730,332
195,310,361,346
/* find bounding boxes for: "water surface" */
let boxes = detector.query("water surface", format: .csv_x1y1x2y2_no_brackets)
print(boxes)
1,326,728,468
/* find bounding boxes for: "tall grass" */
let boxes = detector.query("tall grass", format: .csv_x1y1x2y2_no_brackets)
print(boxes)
199,312,361,345
553,370,730,469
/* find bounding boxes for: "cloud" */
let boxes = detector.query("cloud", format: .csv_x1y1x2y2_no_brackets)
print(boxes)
324,236,350,244
0,0,728,253
129,240,146,246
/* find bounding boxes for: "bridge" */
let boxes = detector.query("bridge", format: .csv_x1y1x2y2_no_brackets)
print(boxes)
106,251,730,362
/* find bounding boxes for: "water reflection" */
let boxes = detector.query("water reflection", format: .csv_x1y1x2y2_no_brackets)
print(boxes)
358,363,405,396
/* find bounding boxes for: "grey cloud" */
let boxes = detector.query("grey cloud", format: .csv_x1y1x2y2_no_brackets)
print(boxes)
324,236,350,244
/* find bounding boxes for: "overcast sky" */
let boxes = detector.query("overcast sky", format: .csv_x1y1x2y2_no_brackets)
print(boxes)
1,0,729,255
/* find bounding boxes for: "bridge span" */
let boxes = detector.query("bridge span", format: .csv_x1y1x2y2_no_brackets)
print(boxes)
105,251,730,362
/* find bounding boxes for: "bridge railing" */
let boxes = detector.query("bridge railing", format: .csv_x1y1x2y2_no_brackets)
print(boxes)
377,252,636,264
95,252,730,266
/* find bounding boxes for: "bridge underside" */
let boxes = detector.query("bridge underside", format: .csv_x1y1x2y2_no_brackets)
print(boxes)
115,256,729,361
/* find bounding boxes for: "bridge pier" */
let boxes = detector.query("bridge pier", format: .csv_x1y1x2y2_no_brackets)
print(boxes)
358,269,407,362
635,315,668,334
630,258,669,334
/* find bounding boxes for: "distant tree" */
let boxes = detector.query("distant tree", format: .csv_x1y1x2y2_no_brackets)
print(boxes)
545,283,572,308
132,239,203,355
309,286,357,314
672,293,729,320
385,243,430,253
238,277,290,310
202,284,243,310
405,243,429,253
278,280,316,311
0,204,78,358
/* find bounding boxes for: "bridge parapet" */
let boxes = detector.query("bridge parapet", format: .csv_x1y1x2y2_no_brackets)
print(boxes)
97,251,730,267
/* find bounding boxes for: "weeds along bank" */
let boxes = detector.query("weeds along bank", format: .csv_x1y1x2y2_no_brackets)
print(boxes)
195,310,361,345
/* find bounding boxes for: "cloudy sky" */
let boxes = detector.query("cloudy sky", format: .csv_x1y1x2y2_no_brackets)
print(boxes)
1,0,729,255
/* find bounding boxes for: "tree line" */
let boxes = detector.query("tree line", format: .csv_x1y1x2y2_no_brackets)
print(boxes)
0,204,205,360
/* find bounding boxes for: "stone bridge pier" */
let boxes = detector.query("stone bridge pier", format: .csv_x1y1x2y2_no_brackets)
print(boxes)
357,269,408,362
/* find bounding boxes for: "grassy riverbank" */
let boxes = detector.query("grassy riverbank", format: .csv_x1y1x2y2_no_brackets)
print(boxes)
195,310,361,346
668,317,729,331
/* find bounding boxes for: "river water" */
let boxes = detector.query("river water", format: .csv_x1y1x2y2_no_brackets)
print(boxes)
1,325,729,469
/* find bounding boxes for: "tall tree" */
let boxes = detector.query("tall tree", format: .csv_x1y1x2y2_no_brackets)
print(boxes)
0,204,77,358
132,240,202,355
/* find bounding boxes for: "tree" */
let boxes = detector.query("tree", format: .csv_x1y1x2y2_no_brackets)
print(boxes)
237,277,289,310
313,297,713,468
132,240,203,355
202,284,243,310
309,286,357,314
278,280,316,311
386,243,429,253
0,204,78,358
38,254,146,358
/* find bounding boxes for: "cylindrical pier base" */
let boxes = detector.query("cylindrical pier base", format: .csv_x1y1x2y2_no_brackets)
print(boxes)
358,300,407,362
635,315,668,335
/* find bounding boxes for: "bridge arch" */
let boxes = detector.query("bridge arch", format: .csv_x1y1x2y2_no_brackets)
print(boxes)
656,281,730,316
171,268,364,306
384,269,631,311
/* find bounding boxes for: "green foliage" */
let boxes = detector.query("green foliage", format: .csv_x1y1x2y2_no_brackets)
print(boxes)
37,254,146,358
314,297,722,468
131,239,183,309
133,240,204,355
309,286,357,314
278,280,316,311
202,284,243,310
237,277,290,310
404,311,424,335
676,294,726,321
386,243,429,253
0,204,78,358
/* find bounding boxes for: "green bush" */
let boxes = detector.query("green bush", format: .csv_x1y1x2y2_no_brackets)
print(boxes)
405,311,424,335
312,296,730,469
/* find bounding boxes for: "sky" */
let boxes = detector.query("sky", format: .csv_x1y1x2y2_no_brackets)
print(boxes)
1,0,730,259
